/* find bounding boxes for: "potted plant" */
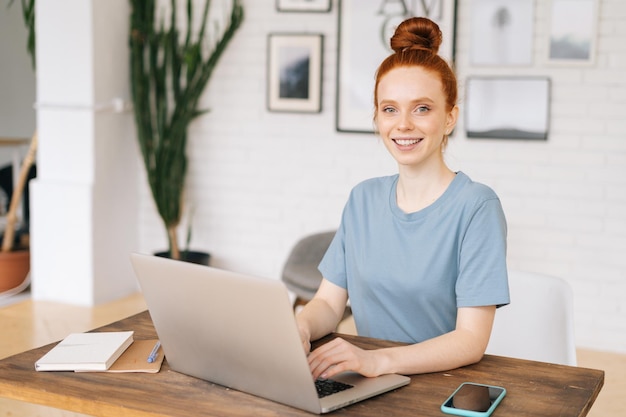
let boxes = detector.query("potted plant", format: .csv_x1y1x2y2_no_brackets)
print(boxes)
0,132,36,295
129,0,244,263
1,0,36,296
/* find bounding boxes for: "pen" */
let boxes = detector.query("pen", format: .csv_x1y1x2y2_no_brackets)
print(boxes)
147,341,161,363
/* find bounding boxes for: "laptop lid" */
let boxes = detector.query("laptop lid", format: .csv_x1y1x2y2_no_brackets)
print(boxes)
130,253,410,414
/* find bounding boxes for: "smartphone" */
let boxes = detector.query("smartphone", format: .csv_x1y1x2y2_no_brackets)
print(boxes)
441,382,506,417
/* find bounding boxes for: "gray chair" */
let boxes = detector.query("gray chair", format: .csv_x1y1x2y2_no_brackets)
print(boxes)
281,230,336,308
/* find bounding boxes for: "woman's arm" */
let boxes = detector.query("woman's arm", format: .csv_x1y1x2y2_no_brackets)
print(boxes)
295,279,349,354
307,305,496,379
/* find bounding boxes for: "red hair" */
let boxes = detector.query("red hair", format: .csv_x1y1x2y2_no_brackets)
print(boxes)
374,17,458,115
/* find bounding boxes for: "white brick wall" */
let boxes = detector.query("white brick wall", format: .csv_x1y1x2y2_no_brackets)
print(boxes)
138,0,626,353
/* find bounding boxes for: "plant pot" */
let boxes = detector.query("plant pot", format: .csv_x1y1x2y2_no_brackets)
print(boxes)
0,250,30,294
154,250,210,266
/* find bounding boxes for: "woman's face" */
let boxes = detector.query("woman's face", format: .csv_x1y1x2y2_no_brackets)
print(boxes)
375,66,458,170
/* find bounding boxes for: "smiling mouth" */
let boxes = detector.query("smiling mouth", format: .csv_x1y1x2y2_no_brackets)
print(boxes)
393,138,423,146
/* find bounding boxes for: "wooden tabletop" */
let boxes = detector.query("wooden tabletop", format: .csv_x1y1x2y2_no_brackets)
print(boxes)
0,310,604,417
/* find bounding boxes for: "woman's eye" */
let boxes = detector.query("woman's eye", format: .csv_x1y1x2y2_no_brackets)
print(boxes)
415,105,430,113
382,106,396,113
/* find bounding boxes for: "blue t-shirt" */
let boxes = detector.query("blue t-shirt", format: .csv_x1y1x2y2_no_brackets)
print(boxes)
319,172,510,344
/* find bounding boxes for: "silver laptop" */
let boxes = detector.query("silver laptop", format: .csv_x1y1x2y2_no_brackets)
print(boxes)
130,253,410,414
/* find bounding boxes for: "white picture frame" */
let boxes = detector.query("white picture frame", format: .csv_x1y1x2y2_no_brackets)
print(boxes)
267,34,324,113
276,0,331,13
547,0,599,65
470,0,534,66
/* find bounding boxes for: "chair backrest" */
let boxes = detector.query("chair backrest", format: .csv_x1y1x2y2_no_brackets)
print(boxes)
281,231,336,302
486,270,577,366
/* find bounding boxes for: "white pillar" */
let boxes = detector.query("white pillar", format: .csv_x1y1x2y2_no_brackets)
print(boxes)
31,0,139,305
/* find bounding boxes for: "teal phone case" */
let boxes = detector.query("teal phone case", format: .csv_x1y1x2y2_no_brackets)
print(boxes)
440,382,506,417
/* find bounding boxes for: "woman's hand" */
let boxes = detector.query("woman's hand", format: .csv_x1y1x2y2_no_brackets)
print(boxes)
294,279,350,358
304,305,496,379
307,337,384,379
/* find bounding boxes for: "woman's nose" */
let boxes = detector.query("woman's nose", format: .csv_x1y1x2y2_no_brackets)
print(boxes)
397,113,414,131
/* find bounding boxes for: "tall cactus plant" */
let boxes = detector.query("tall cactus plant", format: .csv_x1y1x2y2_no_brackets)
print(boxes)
129,0,243,260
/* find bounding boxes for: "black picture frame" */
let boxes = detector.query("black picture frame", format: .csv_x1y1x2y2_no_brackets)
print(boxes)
336,0,458,133
267,33,324,113
276,0,331,13
465,76,551,140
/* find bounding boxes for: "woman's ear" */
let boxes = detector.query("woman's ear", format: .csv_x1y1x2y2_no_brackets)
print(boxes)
446,105,459,135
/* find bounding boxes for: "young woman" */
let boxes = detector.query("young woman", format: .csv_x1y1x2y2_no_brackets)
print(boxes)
296,17,509,380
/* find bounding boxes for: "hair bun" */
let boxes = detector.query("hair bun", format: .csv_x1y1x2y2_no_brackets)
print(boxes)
389,17,442,54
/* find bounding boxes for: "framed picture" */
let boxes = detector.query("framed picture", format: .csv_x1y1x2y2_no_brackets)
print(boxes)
470,0,534,66
336,0,458,133
465,77,550,140
276,0,331,12
547,0,599,65
267,34,323,113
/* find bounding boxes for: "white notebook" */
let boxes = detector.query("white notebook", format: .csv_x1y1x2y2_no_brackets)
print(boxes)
35,331,134,372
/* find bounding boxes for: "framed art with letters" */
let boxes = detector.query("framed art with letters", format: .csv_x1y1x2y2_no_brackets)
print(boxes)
336,0,458,133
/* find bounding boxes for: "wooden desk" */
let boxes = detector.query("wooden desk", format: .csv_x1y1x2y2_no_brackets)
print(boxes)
0,311,604,417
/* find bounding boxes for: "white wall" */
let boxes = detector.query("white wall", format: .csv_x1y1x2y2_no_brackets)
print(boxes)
137,0,626,354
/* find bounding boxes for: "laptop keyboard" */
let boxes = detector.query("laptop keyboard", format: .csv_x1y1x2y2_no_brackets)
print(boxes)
315,378,354,398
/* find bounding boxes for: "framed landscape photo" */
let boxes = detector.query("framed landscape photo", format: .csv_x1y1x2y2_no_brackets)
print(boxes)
465,77,551,140
267,34,323,113
336,0,458,133
276,0,331,12
547,0,599,65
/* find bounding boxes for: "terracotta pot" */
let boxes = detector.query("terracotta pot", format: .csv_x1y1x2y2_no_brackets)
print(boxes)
0,250,30,294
